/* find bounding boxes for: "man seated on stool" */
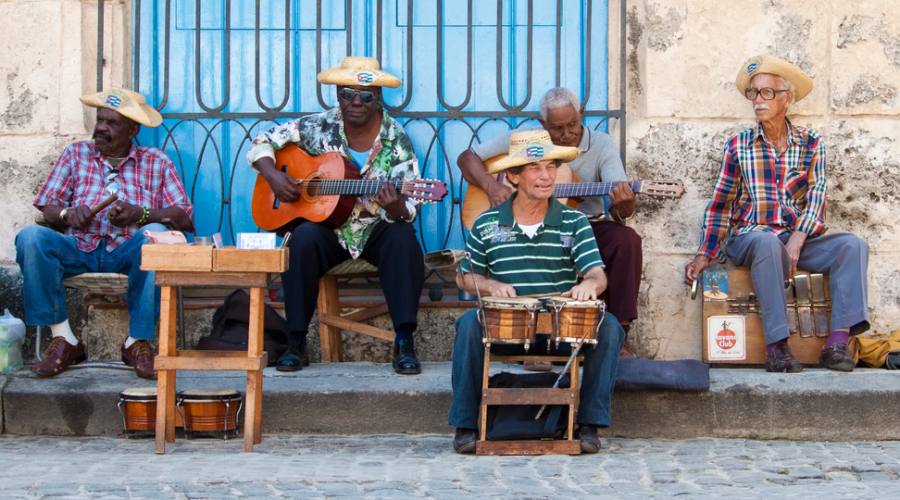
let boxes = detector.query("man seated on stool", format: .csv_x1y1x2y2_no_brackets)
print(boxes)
247,56,425,374
684,55,869,372
16,88,194,379
450,130,625,454
458,87,642,357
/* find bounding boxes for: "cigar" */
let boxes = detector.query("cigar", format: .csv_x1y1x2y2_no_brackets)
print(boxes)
90,193,120,217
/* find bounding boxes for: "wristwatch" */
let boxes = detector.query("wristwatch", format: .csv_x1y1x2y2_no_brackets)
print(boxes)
59,208,69,225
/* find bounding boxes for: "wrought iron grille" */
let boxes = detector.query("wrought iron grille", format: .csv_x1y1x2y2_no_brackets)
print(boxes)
97,0,626,258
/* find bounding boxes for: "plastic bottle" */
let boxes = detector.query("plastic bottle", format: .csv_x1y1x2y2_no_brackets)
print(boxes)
0,309,26,373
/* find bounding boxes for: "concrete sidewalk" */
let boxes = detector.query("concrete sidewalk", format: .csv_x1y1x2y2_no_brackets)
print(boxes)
2,363,899,440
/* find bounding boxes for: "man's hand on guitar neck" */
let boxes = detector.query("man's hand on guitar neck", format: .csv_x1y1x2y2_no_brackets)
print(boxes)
610,181,636,220
254,157,300,202
373,182,409,221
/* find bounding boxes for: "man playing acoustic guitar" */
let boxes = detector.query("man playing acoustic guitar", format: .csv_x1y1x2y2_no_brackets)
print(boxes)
458,87,643,357
247,56,425,375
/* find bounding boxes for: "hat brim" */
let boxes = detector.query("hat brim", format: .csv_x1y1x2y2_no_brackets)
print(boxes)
79,94,163,128
735,56,813,102
485,146,579,174
317,68,401,88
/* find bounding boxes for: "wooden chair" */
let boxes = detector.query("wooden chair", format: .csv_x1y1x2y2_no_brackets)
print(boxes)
316,259,395,362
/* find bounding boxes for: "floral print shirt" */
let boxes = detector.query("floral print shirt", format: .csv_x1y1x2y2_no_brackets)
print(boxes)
247,108,420,258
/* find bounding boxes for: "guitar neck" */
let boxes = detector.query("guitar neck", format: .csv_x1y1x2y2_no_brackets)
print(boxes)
308,178,404,196
553,180,641,198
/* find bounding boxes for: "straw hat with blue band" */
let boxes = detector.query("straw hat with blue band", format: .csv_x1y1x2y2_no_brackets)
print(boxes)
79,88,163,128
485,129,580,174
735,54,814,102
317,56,401,88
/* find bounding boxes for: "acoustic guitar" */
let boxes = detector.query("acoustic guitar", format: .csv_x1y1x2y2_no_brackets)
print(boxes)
461,162,684,229
252,144,447,232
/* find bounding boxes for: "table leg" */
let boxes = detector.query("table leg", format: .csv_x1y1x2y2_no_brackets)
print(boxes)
243,287,265,452
156,285,178,453
479,344,490,441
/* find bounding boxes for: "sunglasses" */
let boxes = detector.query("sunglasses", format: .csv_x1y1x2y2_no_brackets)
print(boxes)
337,87,377,104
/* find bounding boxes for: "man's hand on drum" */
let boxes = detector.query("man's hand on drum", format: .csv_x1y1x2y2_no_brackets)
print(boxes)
563,268,608,301
487,281,517,298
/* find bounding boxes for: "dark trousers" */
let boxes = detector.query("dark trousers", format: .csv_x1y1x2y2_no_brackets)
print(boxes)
591,221,642,323
281,221,425,344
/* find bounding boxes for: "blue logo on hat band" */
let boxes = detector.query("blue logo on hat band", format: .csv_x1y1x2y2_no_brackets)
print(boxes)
525,146,544,158
105,95,122,108
356,71,375,85
746,63,759,75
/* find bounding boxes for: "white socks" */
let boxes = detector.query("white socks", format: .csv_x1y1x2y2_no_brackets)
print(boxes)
123,336,138,349
49,320,79,346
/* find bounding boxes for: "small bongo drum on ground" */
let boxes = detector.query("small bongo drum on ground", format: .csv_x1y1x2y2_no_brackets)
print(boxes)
543,296,605,347
117,387,157,437
176,389,243,439
479,296,542,350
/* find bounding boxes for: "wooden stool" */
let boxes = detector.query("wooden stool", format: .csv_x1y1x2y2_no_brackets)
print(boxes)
141,244,287,453
317,259,393,362
476,347,583,456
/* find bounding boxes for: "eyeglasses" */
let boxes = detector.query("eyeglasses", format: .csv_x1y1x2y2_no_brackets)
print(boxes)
744,87,790,100
337,88,377,104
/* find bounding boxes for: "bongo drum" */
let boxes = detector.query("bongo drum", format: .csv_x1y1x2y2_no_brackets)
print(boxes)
117,387,157,437
479,296,541,349
176,389,243,439
543,297,605,347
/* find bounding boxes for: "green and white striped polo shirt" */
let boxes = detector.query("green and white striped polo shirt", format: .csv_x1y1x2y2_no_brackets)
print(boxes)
461,196,604,296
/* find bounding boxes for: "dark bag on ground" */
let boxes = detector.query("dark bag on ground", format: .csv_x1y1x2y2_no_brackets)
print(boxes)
484,372,570,441
196,289,288,365
614,358,710,392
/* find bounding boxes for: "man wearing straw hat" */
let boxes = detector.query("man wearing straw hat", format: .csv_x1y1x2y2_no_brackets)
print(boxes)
15,88,194,379
684,55,870,372
458,87,643,357
248,56,425,375
449,129,625,454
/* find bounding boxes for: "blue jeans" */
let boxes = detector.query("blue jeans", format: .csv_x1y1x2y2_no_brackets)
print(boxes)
726,231,870,344
449,308,625,430
14,224,166,340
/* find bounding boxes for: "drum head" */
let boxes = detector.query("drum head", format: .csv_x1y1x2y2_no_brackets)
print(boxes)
119,387,157,400
178,389,242,402
481,296,541,309
544,296,605,308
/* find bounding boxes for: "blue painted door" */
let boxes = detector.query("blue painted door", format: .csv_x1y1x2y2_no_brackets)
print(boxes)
134,0,609,254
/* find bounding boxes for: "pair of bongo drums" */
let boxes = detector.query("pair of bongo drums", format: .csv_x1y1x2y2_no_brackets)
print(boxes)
479,295,605,348
117,388,243,439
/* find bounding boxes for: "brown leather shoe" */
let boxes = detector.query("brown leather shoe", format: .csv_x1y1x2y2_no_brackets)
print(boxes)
121,340,156,379
820,342,855,372
765,341,804,373
32,337,86,377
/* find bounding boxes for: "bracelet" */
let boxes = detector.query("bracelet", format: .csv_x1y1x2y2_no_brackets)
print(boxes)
136,206,150,226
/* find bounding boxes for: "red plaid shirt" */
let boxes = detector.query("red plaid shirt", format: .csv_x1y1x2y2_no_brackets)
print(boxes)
34,140,193,252
698,120,828,259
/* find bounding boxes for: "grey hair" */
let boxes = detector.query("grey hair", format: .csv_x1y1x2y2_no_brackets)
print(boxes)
539,87,581,120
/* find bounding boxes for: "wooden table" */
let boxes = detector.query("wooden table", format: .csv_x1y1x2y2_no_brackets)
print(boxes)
141,244,288,453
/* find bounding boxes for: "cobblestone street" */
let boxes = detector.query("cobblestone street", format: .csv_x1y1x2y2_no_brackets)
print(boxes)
1,434,899,498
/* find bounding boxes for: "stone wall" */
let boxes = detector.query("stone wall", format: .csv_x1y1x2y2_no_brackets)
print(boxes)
0,0,897,361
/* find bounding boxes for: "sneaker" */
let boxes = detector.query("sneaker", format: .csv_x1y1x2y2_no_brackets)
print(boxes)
276,341,310,372
392,337,421,375
121,340,156,379
453,428,477,454
820,342,855,372
32,337,86,377
578,425,602,454
765,341,803,373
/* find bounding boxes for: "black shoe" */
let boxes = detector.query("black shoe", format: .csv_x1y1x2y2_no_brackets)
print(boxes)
578,425,602,454
765,340,803,373
392,337,421,375
276,341,310,372
820,342,855,372
453,428,476,454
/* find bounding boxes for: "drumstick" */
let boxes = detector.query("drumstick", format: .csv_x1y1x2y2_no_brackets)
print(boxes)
90,193,120,217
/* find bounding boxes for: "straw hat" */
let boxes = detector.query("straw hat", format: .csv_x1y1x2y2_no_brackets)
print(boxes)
79,88,162,128
485,129,580,174
735,54,813,102
317,56,401,88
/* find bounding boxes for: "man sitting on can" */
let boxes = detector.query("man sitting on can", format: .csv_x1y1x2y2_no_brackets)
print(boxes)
684,55,870,372
449,129,625,454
